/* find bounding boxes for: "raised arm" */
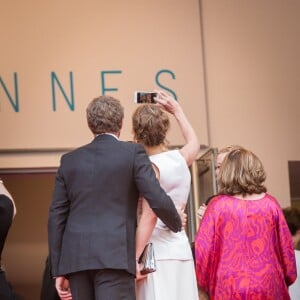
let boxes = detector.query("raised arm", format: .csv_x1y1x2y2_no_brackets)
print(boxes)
154,90,200,166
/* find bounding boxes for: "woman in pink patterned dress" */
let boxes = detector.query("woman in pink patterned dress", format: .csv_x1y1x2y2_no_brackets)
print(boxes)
195,148,297,300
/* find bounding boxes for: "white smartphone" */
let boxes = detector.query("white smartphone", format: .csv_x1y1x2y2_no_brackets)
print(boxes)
134,91,157,104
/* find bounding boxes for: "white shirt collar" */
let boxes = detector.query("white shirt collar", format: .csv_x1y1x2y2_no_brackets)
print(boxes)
95,133,119,140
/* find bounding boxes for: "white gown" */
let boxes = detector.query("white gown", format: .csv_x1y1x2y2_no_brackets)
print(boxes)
136,150,199,300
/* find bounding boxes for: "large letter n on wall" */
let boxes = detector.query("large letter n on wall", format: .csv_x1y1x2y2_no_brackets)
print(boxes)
51,72,75,111
0,73,19,112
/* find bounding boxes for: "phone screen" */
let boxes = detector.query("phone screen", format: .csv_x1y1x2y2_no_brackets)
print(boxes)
135,92,157,104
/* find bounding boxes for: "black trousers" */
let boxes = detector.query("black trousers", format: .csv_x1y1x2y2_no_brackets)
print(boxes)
0,269,16,300
40,257,60,300
68,269,135,300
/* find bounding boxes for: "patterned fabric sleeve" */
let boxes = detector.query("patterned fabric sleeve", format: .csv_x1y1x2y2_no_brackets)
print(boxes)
274,199,297,286
194,197,218,292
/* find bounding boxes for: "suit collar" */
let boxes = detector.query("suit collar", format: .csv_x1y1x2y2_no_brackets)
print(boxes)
92,133,119,143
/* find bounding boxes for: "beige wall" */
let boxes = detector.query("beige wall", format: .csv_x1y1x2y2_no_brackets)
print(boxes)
0,1,298,201
0,0,207,161
201,0,300,206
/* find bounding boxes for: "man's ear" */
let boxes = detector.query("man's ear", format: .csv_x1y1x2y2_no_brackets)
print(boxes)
116,126,122,138
117,120,123,137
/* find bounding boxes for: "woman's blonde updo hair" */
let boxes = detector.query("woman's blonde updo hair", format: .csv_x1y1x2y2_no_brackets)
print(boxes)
132,104,170,147
217,148,267,196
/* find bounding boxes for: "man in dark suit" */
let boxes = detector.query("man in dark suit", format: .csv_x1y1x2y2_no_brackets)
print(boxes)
48,95,183,300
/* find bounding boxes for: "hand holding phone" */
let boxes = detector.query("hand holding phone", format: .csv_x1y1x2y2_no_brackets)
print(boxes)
134,92,158,104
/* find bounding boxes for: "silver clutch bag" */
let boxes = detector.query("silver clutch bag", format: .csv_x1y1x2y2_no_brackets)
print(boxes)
138,242,156,275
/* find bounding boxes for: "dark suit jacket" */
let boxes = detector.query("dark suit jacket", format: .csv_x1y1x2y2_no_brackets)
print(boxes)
48,134,182,277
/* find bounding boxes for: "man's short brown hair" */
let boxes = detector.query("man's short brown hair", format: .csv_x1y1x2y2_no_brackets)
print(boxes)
86,95,124,134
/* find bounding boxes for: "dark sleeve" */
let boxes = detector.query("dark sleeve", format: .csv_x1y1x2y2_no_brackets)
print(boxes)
48,158,70,276
133,144,182,232
0,195,13,256
205,194,217,205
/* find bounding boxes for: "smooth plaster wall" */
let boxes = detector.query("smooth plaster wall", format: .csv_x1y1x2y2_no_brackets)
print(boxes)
201,0,300,206
0,2,298,204
0,0,207,157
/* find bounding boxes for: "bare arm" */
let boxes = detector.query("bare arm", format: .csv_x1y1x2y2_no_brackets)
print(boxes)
135,165,158,280
136,164,159,259
155,90,200,166
136,198,157,260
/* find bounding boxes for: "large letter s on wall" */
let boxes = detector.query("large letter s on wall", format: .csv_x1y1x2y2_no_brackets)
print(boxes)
155,69,177,100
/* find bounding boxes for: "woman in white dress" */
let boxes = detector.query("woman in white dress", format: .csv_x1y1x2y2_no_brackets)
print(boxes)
133,90,200,300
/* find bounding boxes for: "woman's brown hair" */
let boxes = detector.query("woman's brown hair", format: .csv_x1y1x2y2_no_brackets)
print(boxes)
217,148,267,196
132,104,170,147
